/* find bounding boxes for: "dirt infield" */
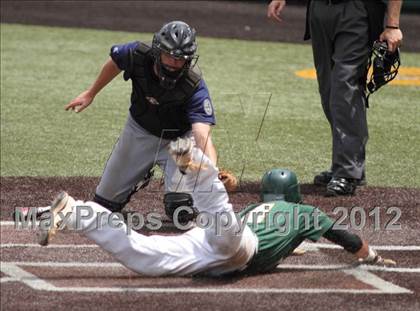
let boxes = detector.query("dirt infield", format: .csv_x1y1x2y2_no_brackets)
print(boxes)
1,176,419,245
1,176,419,224
1,0,420,52
1,177,420,311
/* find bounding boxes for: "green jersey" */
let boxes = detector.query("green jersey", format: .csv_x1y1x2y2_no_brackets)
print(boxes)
239,200,334,273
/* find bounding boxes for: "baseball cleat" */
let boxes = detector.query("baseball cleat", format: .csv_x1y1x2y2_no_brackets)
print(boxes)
37,191,75,246
314,170,366,186
314,170,333,186
326,177,357,197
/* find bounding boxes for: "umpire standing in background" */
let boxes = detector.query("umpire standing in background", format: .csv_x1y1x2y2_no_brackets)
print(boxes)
267,0,403,196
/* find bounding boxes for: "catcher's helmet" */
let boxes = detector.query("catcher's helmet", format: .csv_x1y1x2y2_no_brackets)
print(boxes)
366,40,400,96
260,169,302,204
152,21,198,89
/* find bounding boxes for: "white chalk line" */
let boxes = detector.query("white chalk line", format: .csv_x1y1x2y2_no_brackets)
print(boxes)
2,221,420,251
4,262,123,267
1,220,185,232
0,262,412,294
1,263,55,291
1,218,417,294
299,242,420,252
2,220,420,252
2,261,419,273
2,221,22,226
277,264,420,273
1,243,99,248
2,241,419,252
344,269,412,294
1,220,39,226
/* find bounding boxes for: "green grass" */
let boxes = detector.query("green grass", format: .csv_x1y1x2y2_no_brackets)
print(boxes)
1,23,419,187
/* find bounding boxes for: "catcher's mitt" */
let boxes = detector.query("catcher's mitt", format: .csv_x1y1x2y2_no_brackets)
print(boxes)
218,169,238,192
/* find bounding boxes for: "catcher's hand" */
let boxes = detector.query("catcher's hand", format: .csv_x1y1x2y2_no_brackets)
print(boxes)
65,90,94,113
218,169,238,192
168,137,204,172
168,137,193,172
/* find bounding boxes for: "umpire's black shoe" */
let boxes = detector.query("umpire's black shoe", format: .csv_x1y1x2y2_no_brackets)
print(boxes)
326,177,357,197
314,171,333,186
314,171,366,186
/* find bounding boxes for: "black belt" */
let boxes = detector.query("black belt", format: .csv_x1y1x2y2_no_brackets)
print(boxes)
327,0,351,4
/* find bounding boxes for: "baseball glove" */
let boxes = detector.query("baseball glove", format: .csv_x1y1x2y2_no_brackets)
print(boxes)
218,169,238,192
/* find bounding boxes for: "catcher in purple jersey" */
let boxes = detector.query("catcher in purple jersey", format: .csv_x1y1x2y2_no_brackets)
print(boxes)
65,21,218,215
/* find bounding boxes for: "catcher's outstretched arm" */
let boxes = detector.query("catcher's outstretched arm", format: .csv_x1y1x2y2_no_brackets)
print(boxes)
65,58,121,113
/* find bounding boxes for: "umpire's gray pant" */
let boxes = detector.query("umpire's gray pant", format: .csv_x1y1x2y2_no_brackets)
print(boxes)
310,0,370,180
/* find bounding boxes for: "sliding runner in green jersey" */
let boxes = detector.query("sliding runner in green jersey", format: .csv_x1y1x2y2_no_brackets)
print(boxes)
239,168,395,274
37,138,395,277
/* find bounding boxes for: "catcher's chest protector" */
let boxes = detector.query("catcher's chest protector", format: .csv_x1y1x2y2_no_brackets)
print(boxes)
124,42,202,139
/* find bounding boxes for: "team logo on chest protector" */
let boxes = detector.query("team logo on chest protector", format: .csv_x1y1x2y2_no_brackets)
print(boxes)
203,98,213,115
146,96,160,106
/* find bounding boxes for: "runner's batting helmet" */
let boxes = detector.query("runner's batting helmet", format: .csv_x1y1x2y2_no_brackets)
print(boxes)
152,21,198,89
260,169,302,204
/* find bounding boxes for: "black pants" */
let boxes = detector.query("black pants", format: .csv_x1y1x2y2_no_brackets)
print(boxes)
310,0,370,180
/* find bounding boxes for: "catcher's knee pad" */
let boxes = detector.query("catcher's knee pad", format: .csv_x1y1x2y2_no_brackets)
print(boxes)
163,192,197,224
93,193,126,213
323,227,363,253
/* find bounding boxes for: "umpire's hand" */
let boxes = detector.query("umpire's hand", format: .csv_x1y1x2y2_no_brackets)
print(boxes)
379,28,403,53
267,0,286,22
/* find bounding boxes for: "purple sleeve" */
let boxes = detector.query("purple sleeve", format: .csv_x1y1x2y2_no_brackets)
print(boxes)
109,41,140,71
187,80,216,125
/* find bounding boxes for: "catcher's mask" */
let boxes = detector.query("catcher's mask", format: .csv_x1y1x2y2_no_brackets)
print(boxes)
366,40,400,97
260,169,302,204
152,21,199,89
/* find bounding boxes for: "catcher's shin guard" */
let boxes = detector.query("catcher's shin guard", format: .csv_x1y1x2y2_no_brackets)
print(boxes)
93,170,154,212
93,194,127,212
